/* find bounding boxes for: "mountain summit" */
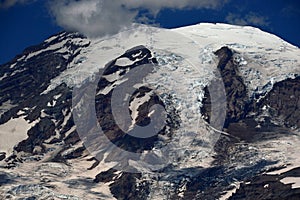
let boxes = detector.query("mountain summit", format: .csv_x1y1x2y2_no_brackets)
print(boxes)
0,23,300,199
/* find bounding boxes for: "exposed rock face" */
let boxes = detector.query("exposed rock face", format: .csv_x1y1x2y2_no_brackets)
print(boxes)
200,46,300,199
0,32,89,117
253,76,300,128
0,32,88,170
0,153,5,161
110,172,150,200
201,47,250,128
201,46,300,140
95,46,161,153
230,168,300,200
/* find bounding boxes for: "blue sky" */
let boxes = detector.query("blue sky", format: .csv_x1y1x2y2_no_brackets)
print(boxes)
0,0,299,64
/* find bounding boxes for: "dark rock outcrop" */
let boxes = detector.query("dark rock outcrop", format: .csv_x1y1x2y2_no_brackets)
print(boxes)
201,47,250,128
230,169,300,200
201,46,300,141
94,46,176,153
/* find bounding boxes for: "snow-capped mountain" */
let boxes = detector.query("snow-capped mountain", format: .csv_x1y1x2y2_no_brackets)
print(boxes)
0,23,300,199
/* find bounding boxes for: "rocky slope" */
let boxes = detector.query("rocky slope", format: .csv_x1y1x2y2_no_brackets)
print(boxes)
0,23,300,199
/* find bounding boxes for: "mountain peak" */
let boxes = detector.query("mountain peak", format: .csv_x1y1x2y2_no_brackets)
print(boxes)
0,23,300,199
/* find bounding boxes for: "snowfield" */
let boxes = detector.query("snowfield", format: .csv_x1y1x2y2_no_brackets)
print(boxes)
0,116,38,155
42,23,300,98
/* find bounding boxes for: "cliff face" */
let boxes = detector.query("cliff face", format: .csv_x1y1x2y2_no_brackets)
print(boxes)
200,46,300,199
201,47,250,128
202,46,299,138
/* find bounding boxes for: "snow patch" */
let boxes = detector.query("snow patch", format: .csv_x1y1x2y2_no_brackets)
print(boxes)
129,91,152,127
0,117,38,155
45,35,58,43
219,182,240,200
280,177,300,189
115,57,135,66
0,73,8,81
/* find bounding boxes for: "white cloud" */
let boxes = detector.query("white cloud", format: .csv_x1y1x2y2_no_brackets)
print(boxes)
121,0,227,14
49,0,137,38
225,12,269,27
281,5,300,17
49,0,228,38
0,0,33,9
